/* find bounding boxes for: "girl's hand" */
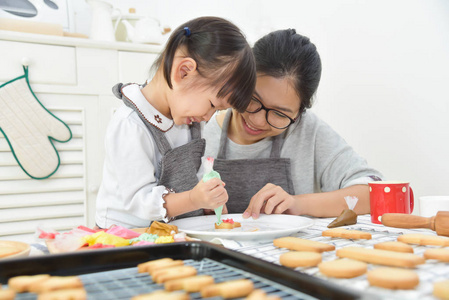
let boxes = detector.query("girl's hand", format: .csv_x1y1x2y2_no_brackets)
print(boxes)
190,178,228,210
242,183,295,219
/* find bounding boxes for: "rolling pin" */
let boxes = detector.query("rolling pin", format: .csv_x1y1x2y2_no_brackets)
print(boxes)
381,211,449,237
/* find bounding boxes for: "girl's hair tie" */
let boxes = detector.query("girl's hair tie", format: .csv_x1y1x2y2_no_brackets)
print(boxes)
184,27,191,37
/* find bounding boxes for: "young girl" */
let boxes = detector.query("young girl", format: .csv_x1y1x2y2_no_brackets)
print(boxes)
203,29,383,219
95,17,256,228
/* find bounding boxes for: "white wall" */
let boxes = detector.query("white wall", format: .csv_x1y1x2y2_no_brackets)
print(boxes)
77,0,449,214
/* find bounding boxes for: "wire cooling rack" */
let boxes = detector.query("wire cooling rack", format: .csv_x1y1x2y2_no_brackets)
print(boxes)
233,215,448,300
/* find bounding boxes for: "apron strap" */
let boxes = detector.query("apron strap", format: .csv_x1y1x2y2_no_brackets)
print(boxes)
216,109,233,159
114,83,173,155
270,131,287,158
217,109,285,159
190,122,201,140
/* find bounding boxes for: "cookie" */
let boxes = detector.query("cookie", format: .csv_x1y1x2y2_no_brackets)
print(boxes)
28,276,83,293
424,248,449,262
336,246,425,268
8,274,51,292
245,289,281,300
419,235,449,247
200,279,254,298
397,233,428,244
138,258,184,274
279,251,322,268
132,290,189,300
321,228,346,237
318,259,367,278
0,289,16,300
37,288,87,300
396,233,449,246
164,275,214,292
152,265,197,284
433,280,449,300
215,221,241,230
374,241,414,253
274,237,335,253
322,228,371,240
367,267,419,289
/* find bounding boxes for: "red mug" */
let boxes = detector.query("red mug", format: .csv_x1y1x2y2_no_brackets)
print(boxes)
369,181,414,224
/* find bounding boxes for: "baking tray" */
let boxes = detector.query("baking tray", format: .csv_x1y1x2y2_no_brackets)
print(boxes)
0,241,369,300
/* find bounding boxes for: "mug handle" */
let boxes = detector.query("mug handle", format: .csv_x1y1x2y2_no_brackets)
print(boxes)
409,187,414,213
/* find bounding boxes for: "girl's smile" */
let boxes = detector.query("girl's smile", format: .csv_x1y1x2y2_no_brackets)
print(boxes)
187,116,202,125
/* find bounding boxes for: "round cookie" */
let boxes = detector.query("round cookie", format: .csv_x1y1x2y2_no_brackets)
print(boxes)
367,267,419,290
279,251,322,268
434,280,449,300
318,259,367,278
374,241,414,253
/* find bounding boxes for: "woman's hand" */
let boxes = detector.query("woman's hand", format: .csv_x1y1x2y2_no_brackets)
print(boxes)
242,183,296,219
190,178,228,210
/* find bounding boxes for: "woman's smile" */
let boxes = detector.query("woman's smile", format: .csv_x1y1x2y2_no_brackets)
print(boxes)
241,115,264,135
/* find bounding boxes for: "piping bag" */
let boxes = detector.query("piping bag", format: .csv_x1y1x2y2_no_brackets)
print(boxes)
202,157,223,225
327,196,358,228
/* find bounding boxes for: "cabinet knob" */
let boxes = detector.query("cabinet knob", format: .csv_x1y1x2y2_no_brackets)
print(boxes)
22,57,31,66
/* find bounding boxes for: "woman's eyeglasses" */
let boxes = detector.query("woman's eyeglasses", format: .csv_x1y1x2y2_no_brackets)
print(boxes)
245,97,299,129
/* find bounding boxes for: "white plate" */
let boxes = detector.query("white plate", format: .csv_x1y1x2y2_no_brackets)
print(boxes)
171,214,314,241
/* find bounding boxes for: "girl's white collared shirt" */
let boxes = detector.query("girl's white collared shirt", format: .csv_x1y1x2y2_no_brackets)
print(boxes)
95,84,192,228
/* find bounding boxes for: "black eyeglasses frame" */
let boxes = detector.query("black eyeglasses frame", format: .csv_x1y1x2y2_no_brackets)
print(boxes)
246,97,300,129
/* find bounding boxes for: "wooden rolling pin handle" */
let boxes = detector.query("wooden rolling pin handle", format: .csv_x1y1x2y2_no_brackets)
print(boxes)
381,213,435,230
435,211,449,236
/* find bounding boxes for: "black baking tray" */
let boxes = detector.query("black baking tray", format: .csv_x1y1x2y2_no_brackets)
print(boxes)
0,241,368,300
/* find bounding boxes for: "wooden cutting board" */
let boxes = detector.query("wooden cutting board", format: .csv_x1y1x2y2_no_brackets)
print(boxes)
0,18,88,38
0,18,63,36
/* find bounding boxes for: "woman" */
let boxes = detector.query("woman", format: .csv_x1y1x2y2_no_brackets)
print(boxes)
203,29,383,219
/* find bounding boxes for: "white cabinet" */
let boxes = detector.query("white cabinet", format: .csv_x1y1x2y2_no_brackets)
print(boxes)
0,31,161,241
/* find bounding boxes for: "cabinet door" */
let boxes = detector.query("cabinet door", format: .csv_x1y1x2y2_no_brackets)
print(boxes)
0,92,97,242
119,51,158,84
0,40,77,85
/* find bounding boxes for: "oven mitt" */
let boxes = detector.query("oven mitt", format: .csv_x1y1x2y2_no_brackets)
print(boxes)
0,66,72,179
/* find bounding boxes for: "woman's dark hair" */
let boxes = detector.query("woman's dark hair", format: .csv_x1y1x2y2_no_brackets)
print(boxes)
152,16,256,112
253,29,322,114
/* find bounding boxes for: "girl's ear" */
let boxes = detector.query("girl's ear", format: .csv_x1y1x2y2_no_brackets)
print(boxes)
173,57,197,84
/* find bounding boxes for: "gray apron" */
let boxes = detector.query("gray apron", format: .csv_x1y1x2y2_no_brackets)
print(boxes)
113,83,204,219
213,109,295,213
